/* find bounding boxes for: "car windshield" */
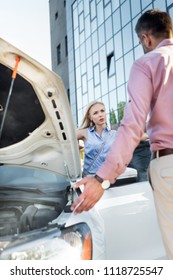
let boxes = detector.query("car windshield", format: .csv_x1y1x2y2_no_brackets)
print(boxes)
0,165,69,192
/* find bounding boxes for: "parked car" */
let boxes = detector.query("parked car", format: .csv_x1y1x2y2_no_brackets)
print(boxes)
0,38,166,260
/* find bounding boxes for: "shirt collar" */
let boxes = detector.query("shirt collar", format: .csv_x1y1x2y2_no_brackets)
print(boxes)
156,38,173,49
89,126,110,132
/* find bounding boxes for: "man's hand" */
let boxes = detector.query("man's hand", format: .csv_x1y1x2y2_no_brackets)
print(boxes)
71,176,104,214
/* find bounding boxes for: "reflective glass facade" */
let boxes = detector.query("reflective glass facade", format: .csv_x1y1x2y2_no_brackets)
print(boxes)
53,0,173,126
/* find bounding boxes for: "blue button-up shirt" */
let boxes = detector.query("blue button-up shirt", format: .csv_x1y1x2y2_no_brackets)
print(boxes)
83,126,116,176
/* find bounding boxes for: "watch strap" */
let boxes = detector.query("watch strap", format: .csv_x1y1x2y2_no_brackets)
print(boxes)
94,174,103,183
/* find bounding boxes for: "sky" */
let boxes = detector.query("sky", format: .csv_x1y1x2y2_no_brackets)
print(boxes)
0,0,51,69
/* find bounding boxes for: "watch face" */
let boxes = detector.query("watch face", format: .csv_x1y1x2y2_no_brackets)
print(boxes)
101,180,110,189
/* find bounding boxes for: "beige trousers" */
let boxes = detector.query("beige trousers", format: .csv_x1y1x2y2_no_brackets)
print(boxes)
149,153,173,259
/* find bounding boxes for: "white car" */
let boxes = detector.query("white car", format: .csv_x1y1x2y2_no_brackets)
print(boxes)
0,38,166,260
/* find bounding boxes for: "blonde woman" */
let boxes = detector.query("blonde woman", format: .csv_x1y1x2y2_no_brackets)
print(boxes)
76,101,116,176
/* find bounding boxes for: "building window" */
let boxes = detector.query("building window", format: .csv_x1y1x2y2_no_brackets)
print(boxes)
107,52,115,77
104,0,111,7
55,11,58,20
121,1,131,27
79,12,84,33
90,0,96,21
122,24,133,54
105,17,113,41
168,4,173,19
93,64,100,86
82,73,87,94
57,44,61,65
67,89,70,102
65,36,68,56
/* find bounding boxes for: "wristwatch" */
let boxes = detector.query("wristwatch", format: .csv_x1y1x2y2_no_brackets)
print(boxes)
94,174,110,190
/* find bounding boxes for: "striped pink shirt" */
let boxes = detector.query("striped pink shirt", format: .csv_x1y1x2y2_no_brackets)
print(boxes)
97,39,173,183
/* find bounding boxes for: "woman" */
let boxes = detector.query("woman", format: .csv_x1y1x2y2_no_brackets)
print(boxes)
76,101,116,176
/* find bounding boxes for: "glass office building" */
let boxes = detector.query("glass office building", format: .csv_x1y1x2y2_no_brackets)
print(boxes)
50,0,173,126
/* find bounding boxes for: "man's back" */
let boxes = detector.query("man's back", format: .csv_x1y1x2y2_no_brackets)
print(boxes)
130,39,173,152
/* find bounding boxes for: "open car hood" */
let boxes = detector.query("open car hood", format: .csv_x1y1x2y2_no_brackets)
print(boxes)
0,38,81,180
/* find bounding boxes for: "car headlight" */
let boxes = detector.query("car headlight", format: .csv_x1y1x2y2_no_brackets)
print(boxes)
0,223,92,260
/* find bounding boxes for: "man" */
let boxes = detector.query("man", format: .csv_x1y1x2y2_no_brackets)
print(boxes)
71,9,173,259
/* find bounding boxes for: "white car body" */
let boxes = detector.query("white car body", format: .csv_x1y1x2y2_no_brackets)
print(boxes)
0,38,166,260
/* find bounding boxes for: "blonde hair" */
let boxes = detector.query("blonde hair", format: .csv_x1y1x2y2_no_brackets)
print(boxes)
80,101,105,128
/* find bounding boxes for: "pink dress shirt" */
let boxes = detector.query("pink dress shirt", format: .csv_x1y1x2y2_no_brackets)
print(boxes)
97,39,173,183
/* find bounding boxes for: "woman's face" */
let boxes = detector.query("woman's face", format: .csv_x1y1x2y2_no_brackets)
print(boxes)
89,103,106,126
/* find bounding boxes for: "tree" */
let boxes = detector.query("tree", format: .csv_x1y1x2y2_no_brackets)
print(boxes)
117,101,126,123
109,108,118,130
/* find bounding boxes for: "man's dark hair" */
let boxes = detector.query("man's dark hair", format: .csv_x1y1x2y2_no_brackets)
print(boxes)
135,9,173,38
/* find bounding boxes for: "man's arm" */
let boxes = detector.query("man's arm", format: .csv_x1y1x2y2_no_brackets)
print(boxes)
71,60,152,214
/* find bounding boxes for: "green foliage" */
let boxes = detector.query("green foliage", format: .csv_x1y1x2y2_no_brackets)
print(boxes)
117,101,126,123
109,108,117,124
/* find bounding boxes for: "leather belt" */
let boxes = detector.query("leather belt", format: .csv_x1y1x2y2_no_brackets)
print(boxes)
151,148,173,160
